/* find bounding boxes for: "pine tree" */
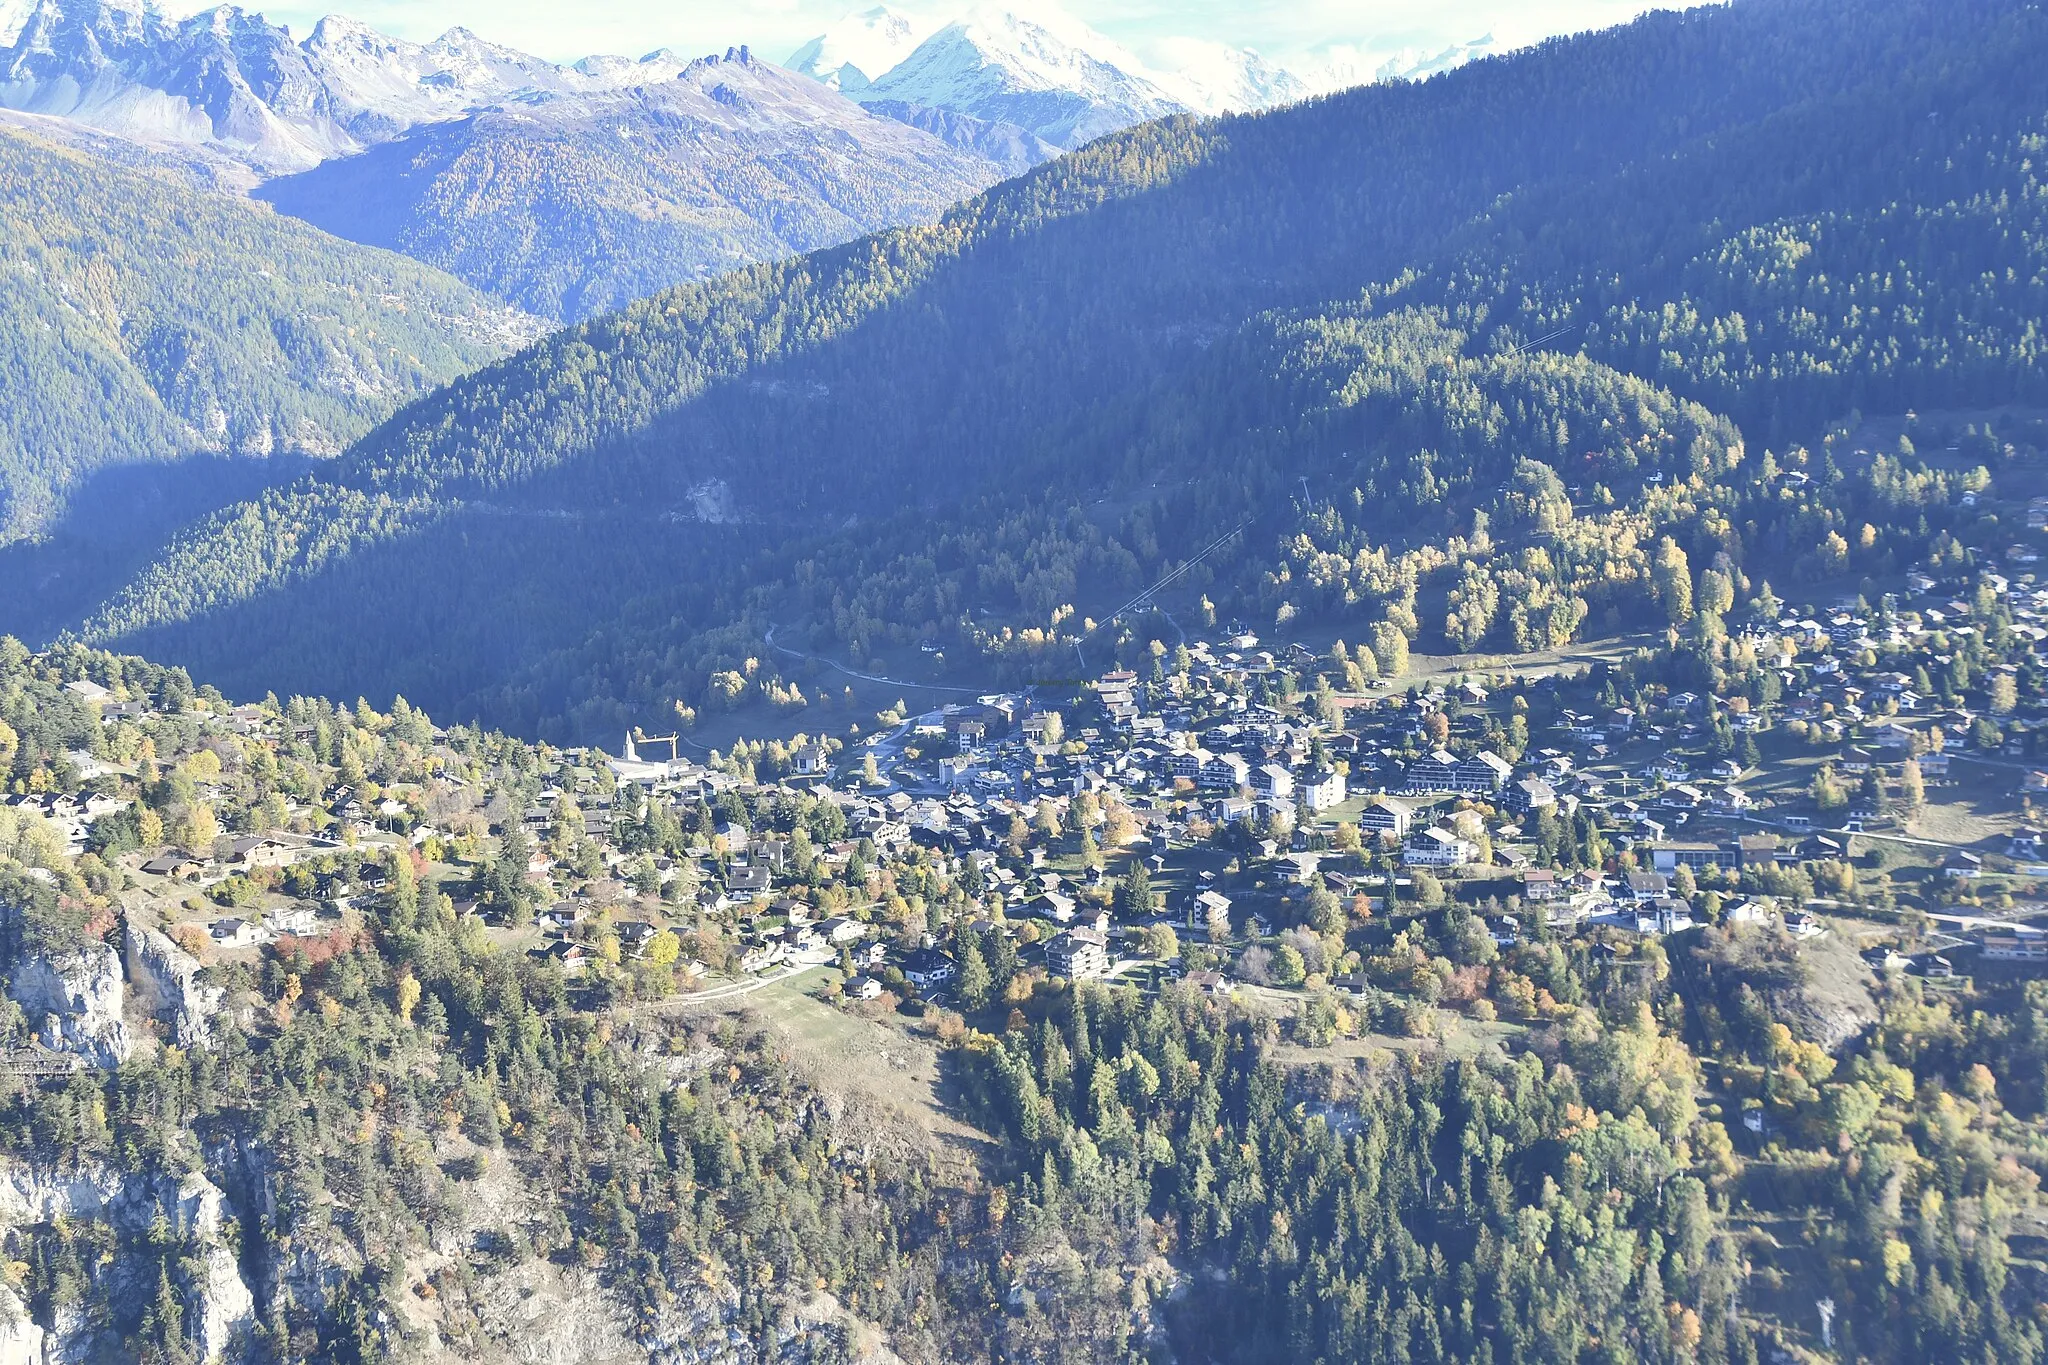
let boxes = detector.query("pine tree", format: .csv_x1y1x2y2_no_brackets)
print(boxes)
1115,859,1152,918
956,926,992,1012
143,1263,188,1363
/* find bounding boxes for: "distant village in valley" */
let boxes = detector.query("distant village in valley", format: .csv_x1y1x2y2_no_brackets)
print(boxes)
8,500,2047,1090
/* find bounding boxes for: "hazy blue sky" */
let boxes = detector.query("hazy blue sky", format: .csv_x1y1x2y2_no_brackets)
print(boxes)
243,0,1671,74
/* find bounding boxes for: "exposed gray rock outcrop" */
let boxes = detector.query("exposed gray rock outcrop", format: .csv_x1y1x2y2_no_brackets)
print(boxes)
0,1284,44,1365
6,940,130,1067
173,1172,256,1364
125,922,224,1048
0,1162,256,1365
0,1163,129,1224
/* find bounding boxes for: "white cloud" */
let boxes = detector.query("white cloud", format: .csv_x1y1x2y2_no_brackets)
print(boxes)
1058,0,1667,71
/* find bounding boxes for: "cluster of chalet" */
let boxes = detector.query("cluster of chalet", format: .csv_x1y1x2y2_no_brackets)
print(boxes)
5,787,128,857
40,510,2048,1006
596,707,1155,988
564,634,1439,990
1476,544,2048,960
54,680,589,962
489,544,2048,980
1743,567,2048,778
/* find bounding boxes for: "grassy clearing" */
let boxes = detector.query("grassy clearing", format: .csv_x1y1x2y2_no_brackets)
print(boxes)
1236,983,1525,1067
1908,760,2024,846
663,967,994,1171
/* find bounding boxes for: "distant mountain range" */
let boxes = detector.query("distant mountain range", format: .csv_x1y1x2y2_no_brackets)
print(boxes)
251,48,1011,320
785,5,1492,151
0,0,1496,318
0,1,1019,316
0,0,698,173
0,0,1464,187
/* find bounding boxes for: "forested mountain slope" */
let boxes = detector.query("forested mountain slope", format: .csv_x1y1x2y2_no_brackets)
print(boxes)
77,0,2048,740
0,119,537,548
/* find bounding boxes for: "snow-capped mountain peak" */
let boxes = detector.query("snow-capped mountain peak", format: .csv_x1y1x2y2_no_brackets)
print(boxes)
1382,35,1498,82
573,47,692,89
1300,35,1499,95
794,2,1322,150
944,4,1163,98
0,0,32,45
851,4,1184,150
786,4,929,95
295,17,561,140
1145,37,1311,116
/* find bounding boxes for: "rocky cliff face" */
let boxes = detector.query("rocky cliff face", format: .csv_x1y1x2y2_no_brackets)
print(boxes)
0,1161,256,1363
3,916,228,1064
0,1144,880,1365
124,921,223,1048
5,938,129,1066
430,1260,872,1365
0,1284,44,1365
2,916,225,1068
0,923,887,1363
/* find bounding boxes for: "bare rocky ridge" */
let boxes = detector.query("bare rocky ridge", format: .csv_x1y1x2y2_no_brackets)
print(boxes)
1686,924,1882,1054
